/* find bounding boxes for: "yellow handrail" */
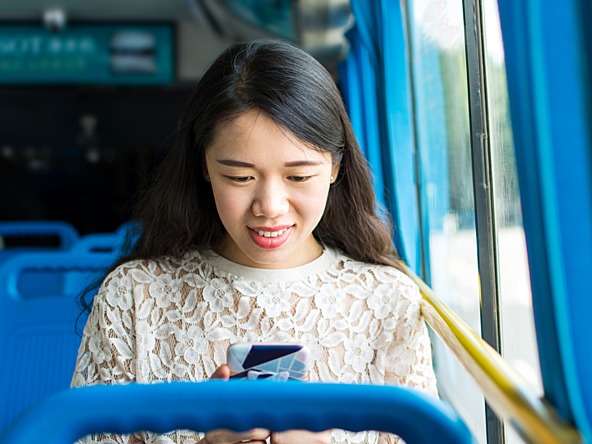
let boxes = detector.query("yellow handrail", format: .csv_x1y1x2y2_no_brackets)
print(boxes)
403,266,582,444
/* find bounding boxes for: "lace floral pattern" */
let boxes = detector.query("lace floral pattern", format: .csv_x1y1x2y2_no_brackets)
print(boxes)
72,248,438,443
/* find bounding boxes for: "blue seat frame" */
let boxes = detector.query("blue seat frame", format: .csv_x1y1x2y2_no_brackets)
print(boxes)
0,380,474,444
0,221,78,258
71,233,126,254
0,252,114,299
0,252,114,434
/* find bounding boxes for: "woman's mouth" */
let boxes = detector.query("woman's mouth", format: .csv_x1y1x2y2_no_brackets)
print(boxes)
249,225,293,249
255,228,288,238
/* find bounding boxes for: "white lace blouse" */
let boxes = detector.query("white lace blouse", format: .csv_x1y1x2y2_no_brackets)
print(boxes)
71,247,438,443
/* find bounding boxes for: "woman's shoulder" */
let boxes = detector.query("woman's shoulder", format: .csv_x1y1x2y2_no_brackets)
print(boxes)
103,250,204,285
92,250,206,311
333,249,417,289
330,250,423,321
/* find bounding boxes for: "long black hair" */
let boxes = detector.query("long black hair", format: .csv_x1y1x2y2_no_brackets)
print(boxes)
80,39,401,314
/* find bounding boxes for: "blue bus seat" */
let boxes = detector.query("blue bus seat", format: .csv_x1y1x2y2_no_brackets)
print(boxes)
115,220,142,253
71,221,141,256
0,221,79,262
71,233,126,255
115,219,142,238
0,252,114,299
0,380,474,444
0,252,114,434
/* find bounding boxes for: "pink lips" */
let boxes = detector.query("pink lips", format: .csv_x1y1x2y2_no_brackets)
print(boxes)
249,225,293,249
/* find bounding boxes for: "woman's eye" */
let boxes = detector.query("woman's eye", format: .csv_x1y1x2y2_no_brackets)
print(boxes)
288,176,312,182
228,176,252,183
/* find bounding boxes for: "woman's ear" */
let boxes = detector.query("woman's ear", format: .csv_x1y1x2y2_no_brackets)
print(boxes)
330,164,340,184
203,167,211,182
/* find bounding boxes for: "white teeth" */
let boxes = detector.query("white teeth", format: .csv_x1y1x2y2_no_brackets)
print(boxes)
257,229,287,238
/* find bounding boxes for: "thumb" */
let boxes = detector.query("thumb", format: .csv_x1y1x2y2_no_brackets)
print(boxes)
210,364,230,380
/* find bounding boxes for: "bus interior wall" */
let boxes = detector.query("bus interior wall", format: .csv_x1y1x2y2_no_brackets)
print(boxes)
0,86,192,234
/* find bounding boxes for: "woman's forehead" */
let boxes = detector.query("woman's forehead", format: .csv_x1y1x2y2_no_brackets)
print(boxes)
206,110,332,164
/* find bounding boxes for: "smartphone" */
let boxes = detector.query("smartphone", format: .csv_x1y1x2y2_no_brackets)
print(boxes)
226,343,309,381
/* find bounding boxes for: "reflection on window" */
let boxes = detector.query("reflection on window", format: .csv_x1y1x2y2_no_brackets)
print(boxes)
481,0,542,442
407,0,485,441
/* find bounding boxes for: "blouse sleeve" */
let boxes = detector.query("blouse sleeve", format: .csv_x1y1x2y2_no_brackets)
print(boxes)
332,271,438,444
71,264,205,444
384,276,438,397
71,267,136,388
70,265,141,443
373,276,438,444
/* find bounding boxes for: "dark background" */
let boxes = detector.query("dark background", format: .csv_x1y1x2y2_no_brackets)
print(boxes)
0,86,193,234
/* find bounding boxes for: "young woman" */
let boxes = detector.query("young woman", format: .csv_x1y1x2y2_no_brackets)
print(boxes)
72,39,438,444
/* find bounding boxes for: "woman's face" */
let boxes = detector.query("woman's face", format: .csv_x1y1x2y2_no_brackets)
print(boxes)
205,110,339,269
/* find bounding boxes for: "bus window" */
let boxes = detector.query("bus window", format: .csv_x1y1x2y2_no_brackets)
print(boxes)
481,1,543,442
405,0,486,441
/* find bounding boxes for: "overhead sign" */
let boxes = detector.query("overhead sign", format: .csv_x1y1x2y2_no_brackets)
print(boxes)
0,24,174,85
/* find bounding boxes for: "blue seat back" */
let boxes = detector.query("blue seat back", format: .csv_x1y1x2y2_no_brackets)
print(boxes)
115,219,142,238
71,233,126,255
0,381,474,444
0,252,114,300
0,252,114,434
71,222,140,257
0,221,79,262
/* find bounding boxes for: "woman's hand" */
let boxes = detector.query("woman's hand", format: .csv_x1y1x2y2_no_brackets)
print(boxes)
200,428,271,444
199,365,330,444
210,364,231,380
270,430,331,443
198,365,271,444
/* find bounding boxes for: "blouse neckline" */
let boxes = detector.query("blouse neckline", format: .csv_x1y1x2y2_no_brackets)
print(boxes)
202,247,339,282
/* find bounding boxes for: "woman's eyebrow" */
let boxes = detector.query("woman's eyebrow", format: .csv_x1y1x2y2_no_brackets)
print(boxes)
216,159,324,167
216,159,254,167
284,160,324,167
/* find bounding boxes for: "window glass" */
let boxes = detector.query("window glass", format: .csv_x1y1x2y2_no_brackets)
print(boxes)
407,0,485,441
481,0,543,441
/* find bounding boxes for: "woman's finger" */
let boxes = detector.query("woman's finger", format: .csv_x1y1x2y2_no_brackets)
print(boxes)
209,364,230,380
270,429,331,444
201,427,271,444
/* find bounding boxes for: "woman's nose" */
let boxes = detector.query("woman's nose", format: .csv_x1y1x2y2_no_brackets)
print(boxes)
251,180,289,218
